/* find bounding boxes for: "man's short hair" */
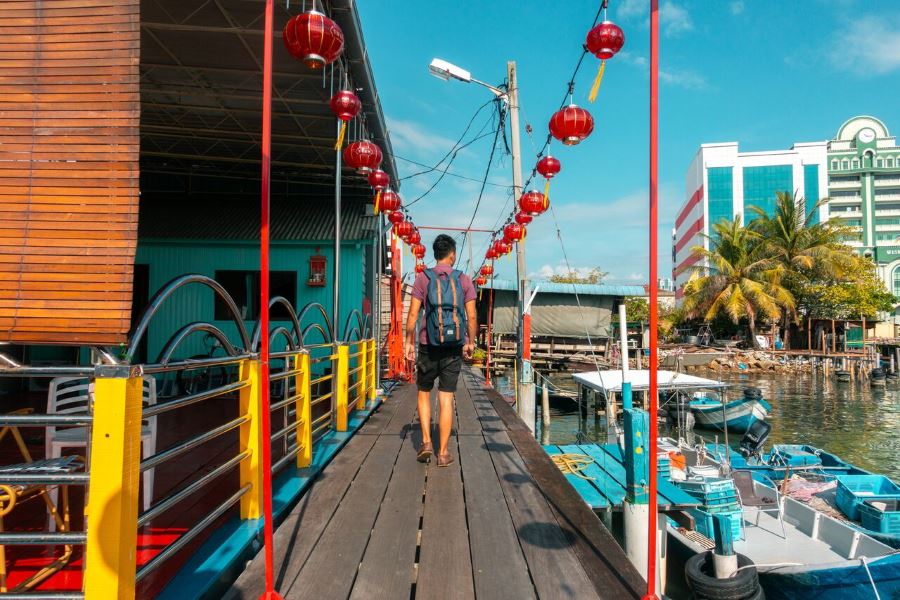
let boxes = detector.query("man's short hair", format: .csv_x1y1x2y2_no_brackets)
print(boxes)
433,234,456,261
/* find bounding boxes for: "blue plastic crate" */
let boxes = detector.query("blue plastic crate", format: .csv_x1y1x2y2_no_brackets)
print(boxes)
859,499,900,536
835,475,900,521
678,477,735,495
689,505,743,542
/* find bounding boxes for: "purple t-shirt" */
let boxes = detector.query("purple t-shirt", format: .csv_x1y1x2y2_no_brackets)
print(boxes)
412,265,476,345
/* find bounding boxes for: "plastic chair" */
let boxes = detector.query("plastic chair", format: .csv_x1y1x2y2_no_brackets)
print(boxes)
733,469,787,538
45,377,157,522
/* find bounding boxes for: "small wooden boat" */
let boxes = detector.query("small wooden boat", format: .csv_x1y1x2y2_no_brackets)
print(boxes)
689,393,771,433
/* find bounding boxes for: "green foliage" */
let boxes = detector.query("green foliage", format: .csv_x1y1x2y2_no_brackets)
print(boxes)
682,216,793,343
795,255,896,320
548,267,607,284
611,297,650,322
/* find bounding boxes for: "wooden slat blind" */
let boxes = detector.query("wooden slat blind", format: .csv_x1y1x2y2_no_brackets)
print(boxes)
0,0,140,345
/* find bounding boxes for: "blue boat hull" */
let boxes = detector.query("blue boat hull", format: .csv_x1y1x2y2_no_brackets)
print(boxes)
758,553,900,600
690,397,771,433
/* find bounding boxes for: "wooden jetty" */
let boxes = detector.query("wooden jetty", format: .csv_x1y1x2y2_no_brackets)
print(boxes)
227,367,644,599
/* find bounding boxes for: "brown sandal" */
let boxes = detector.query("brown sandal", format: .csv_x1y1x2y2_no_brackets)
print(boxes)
436,453,455,467
417,442,433,463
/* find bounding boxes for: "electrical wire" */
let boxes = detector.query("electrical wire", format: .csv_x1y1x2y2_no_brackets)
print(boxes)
397,97,494,183
456,103,507,268
389,153,509,188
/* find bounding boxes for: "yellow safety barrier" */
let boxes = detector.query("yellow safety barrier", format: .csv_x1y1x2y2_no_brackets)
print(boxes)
335,344,349,431
84,374,142,600
238,359,262,519
368,338,377,403
356,340,367,411
295,352,312,468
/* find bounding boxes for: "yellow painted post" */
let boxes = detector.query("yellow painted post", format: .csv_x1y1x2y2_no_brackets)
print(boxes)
356,341,367,410
84,372,142,600
335,344,349,431
238,359,263,519
295,351,312,468
368,337,377,403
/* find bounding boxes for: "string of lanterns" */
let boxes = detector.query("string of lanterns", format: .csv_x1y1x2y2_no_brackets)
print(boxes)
284,3,624,282
467,2,624,286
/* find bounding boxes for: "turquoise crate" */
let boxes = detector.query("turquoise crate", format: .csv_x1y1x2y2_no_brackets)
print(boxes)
689,505,743,542
835,475,900,521
859,499,900,536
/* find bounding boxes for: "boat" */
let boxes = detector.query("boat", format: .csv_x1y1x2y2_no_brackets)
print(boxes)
688,392,771,433
667,476,900,600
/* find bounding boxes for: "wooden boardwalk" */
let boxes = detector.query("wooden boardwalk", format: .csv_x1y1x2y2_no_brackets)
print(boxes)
227,367,643,599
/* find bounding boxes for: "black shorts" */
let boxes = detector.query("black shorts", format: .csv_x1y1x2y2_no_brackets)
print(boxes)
416,344,463,393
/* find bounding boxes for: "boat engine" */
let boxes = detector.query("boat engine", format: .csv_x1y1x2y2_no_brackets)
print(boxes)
739,419,771,461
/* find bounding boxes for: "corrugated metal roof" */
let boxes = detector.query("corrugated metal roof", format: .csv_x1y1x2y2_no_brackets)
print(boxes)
138,196,376,241
480,279,646,297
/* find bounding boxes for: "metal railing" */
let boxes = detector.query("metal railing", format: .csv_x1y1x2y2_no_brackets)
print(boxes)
0,275,378,599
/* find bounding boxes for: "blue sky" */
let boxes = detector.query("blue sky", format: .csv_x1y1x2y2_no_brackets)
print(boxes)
357,0,900,283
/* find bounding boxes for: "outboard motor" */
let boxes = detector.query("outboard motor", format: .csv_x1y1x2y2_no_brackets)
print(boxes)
739,419,771,461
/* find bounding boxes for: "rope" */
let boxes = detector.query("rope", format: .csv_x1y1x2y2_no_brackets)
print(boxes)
861,556,881,600
551,453,595,480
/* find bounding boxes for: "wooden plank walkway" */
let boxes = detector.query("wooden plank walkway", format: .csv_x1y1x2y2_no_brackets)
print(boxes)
226,367,644,600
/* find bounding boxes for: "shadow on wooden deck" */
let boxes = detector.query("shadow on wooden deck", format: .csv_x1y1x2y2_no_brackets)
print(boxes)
226,366,644,599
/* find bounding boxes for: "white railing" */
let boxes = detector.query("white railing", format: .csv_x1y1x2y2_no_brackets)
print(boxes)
828,179,860,189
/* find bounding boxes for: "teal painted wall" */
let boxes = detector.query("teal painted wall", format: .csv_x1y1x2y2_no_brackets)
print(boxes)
707,167,734,232
135,240,370,362
743,165,793,218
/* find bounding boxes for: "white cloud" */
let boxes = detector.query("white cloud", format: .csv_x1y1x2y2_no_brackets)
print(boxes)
834,16,900,75
615,0,694,37
730,1,745,15
619,51,708,90
386,117,461,158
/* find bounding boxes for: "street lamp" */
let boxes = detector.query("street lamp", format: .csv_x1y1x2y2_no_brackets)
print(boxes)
427,57,535,433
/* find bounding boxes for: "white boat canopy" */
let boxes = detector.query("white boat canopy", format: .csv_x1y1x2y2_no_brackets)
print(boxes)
572,369,728,394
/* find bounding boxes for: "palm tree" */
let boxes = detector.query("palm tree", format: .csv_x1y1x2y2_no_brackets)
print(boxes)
747,191,856,347
683,217,795,347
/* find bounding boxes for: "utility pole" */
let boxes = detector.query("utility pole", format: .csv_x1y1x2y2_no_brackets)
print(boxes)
507,61,534,433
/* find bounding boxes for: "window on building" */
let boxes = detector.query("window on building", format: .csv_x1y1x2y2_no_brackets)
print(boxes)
889,157,895,168
877,158,884,168
893,268,900,297
214,270,298,321
851,158,860,169
742,165,792,218
803,164,819,224
842,159,850,170
876,218,900,226
831,159,838,170
707,167,733,233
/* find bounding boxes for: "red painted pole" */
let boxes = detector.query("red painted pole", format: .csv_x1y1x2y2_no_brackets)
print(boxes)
485,271,494,387
258,1,281,599
644,0,660,598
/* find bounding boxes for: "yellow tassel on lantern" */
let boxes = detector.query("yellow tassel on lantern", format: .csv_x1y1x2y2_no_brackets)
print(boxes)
588,60,606,104
544,179,551,202
334,121,348,150
373,190,382,214
479,288,483,302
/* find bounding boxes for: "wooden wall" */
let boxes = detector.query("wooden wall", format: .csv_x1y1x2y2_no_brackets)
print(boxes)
0,0,140,345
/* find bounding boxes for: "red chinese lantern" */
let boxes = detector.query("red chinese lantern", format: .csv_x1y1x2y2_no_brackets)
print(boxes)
407,229,421,246
549,104,594,146
537,155,561,200
474,276,487,286
481,264,494,277
368,169,390,213
485,246,498,260
329,90,361,150
380,190,401,214
343,140,382,175
515,211,533,225
387,211,405,225
395,220,414,239
415,263,426,274
519,190,548,216
492,239,512,256
283,10,344,70
412,244,426,259
503,222,525,244
585,20,625,103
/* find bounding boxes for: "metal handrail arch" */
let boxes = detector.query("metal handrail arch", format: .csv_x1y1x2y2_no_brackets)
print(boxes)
128,274,251,362
157,323,241,365
250,296,304,352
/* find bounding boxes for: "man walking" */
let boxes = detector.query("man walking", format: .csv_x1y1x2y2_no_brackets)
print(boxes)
405,234,477,467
